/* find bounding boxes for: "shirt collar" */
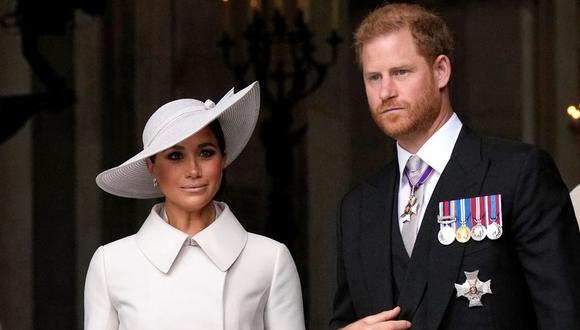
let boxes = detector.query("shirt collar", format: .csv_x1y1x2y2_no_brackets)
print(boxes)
397,112,462,175
136,201,248,274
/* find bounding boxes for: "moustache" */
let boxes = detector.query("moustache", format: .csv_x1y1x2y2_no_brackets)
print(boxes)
377,100,409,112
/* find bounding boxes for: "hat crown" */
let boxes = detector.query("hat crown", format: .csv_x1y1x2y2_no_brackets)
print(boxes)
142,98,211,148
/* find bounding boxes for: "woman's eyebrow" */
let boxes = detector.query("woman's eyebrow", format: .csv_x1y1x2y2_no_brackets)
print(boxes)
198,142,218,148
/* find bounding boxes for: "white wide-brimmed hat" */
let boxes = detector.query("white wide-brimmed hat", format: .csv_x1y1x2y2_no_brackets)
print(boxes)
96,81,260,199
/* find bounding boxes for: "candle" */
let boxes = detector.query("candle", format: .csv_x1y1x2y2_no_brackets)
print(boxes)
223,0,231,33
298,0,310,22
250,0,260,11
274,0,283,15
249,0,260,19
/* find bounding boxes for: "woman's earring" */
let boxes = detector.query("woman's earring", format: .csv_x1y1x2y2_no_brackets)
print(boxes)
153,178,158,187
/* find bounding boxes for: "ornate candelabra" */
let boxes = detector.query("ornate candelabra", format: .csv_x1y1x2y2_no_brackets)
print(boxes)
218,8,341,246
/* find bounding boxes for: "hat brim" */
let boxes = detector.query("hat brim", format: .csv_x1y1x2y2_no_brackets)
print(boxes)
96,81,260,199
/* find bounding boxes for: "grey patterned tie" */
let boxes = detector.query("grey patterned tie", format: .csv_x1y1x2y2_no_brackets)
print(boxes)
401,155,426,257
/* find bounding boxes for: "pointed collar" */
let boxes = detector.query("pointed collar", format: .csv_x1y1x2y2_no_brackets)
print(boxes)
136,202,248,274
396,112,463,175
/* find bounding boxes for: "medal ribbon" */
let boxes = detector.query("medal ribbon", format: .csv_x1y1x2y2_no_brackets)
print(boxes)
450,199,456,228
447,200,455,229
470,197,477,227
489,195,497,223
438,201,454,224
438,201,444,227
463,198,471,228
455,199,462,228
479,196,485,228
484,195,490,227
496,194,502,226
404,165,434,194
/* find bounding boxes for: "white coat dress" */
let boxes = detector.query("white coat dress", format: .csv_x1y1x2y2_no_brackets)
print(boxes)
84,202,305,330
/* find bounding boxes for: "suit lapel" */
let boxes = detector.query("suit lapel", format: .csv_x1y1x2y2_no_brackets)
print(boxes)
427,127,490,329
397,127,491,327
359,163,398,312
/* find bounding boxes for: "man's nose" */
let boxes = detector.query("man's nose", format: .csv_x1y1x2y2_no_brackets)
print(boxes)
379,78,397,100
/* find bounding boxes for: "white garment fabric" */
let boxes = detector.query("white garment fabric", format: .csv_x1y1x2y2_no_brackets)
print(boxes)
570,183,580,229
84,202,305,330
397,113,463,232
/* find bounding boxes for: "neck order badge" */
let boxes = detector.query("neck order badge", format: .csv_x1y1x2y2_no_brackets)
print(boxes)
400,158,433,223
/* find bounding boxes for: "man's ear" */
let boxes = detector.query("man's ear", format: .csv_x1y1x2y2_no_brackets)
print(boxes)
433,54,451,89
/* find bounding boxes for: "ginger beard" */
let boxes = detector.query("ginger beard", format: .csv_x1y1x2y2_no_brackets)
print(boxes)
370,75,442,142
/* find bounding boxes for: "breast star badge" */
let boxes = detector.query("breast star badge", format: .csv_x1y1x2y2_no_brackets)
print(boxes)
454,270,492,307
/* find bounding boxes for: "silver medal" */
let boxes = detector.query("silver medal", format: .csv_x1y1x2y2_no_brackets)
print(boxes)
486,221,502,240
438,225,456,245
471,223,486,241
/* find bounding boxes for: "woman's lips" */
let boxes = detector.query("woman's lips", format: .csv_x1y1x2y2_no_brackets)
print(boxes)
180,184,207,193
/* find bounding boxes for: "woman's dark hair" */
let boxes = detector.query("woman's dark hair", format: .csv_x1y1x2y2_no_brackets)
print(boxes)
209,119,226,155
209,119,227,198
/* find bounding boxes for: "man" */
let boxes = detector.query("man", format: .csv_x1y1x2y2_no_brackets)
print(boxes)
330,3,580,330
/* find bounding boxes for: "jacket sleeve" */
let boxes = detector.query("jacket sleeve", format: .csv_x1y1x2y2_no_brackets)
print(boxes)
84,246,119,330
264,244,305,330
511,148,580,329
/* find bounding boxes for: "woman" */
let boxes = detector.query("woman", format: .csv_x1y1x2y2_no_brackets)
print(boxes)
84,82,305,330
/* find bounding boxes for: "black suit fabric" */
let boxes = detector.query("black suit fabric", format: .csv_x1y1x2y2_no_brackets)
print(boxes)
330,127,580,330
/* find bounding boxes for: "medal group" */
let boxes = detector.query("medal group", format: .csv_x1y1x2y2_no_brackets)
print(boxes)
437,194,503,245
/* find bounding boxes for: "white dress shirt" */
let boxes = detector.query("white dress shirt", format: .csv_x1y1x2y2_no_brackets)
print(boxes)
84,201,305,330
396,113,463,233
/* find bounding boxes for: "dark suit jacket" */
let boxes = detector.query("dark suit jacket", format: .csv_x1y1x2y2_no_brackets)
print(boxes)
330,127,580,330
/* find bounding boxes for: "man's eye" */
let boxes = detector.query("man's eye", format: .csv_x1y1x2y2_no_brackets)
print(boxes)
367,74,381,81
167,152,183,160
395,69,410,76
